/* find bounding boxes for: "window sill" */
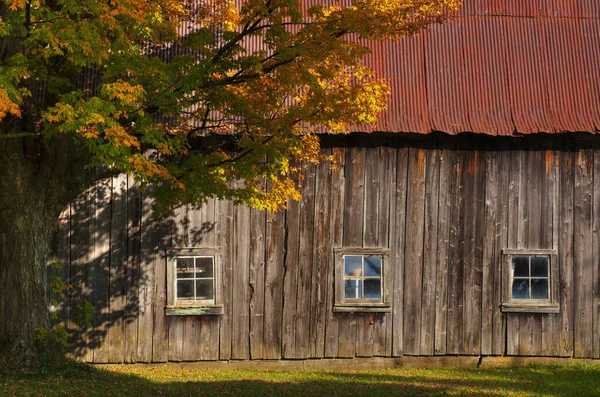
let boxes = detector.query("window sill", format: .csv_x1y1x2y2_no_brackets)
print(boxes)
334,304,391,313
165,305,224,316
501,302,559,314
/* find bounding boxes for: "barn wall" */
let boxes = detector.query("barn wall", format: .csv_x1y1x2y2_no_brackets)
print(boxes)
55,136,600,362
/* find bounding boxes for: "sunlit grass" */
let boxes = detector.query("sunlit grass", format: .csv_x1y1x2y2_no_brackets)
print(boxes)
1,360,599,397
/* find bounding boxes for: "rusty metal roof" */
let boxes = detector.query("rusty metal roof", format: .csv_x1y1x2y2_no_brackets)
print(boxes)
164,1,600,136
351,1,600,135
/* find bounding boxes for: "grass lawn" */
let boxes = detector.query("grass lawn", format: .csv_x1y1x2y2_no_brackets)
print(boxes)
1,360,599,397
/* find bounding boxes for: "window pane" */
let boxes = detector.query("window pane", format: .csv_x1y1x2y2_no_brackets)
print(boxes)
344,256,362,277
196,257,214,278
364,279,381,299
176,257,195,278
196,279,214,300
531,256,548,278
531,279,549,299
512,256,529,278
345,279,359,299
512,279,529,299
364,255,382,277
177,280,194,299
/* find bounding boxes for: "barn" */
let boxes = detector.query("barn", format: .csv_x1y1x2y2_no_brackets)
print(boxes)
55,1,600,363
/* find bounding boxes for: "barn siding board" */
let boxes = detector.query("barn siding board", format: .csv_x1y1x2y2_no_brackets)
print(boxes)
249,206,266,360
231,202,251,360
295,163,317,358
447,150,466,354
420,148,440,356
434,148,452,355
559,149,575,357
574,148,594,358
263,209,285,359
62,138,600,362
310,155,332,358
324,148,345,358
108,174,128,363
403,147,426,355
281,195,301,358
137,190,155,362
594,147,600,358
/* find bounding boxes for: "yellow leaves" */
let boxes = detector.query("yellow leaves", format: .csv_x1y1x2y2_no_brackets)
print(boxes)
0,88,21,120
101,80,145,107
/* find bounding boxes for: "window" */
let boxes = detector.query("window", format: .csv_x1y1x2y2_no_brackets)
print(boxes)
334,247,391,313
501,249,559,313
166,248,223,315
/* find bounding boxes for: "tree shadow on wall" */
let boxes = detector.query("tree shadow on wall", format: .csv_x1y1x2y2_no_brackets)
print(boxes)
51,174,217,362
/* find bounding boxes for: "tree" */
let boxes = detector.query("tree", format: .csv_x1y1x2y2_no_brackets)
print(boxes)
0,0,460,359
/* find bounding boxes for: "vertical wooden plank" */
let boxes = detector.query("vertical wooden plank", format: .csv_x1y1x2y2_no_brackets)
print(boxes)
151,216,170,362
462,150,484,355
231,202,251,359
434,147,453,355
249,206,266,359
124,177,141,363
263,208,285,359
295,163,316,359
201,198,220,361
324,148,345,358
281,194,300,358
403,147,426,355
137,189,155,362
219,199,234,360
481,147,496,356
70,188,93,361
108,174,128,363
542,148,560,356
92,180,111,363
338,147,365,358
54,207,72,355
374,146,394,357
168,206,186,362
310,152,332,358
574,148,594,358
447,150,465,355
594,146,600,359
392,145,408,357
420,148,440,356
558,148,574,357
357,147,379,358
506,148,520,356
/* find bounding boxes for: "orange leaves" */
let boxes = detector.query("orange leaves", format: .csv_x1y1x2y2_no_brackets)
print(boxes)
104,125,140,149
0,88,21,120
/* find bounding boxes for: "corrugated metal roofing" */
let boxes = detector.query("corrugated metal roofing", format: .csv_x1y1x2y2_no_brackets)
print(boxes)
353,1,600,135
172,1,600,135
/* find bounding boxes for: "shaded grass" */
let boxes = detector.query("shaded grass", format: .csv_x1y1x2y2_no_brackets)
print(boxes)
1,360,599,397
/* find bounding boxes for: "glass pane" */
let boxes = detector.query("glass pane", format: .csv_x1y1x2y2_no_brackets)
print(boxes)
344,256,362,277
196,279,214,300
512,256,530,278
196,257,214,278
531,256,548,278
345,279,359,299
176,257,195,278
364,255,382,277
512,279,529,299
177,280,194,299
531,279,549,299
364,279,381,299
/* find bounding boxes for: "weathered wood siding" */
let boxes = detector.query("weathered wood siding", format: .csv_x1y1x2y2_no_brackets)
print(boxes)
57,136,600,362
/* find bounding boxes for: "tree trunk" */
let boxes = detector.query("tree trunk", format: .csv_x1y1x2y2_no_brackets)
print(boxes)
0,135,90,362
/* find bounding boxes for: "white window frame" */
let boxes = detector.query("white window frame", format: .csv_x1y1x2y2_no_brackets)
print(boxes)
334,247,391,313
501,249,559,314
166,247,224,316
